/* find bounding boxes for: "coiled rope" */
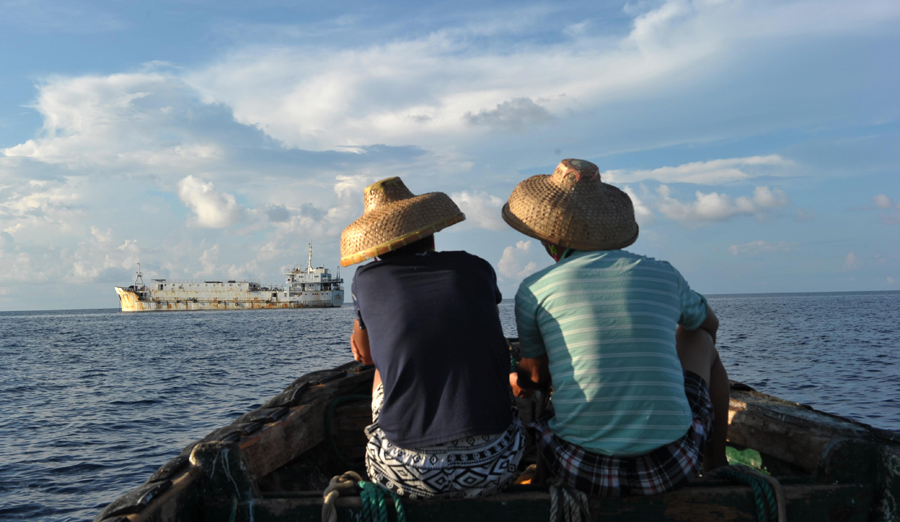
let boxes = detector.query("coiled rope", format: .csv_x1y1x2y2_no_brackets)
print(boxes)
359,481,406,522
711,465,786,522
321,471,407,522
548,480,590,522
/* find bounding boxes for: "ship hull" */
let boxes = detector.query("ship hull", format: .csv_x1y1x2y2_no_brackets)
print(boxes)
114,287,343,312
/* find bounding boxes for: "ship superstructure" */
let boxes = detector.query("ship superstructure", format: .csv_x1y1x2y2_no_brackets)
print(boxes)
114,244,344,312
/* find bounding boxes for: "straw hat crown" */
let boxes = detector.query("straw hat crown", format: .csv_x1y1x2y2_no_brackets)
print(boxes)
502,158,638,251
340,177,465,266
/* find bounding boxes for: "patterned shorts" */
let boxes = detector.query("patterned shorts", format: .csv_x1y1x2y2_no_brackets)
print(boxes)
533,370,714,497
365,384,526,499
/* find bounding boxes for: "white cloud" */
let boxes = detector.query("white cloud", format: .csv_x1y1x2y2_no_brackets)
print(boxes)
888,276,895,285
185,1,900,152
69,226,142,283
0,231,13,253
604,155,792,185
498,240,542,279
3,71,223,170
656,185,790,223
177,176,245,228
622,185,654,225
464,98,553,131
870,194,900,224
451,191,506,230
872,194,894,208
842,251,861,272
197,244,220,276
728,240,793,256
0,178,84,235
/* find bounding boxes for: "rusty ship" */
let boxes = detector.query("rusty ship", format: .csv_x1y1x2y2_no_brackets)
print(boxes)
114,244,344,312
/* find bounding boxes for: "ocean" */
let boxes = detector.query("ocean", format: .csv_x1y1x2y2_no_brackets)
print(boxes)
1,291,898,521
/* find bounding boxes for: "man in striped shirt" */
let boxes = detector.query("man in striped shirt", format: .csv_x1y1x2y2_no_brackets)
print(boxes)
503,159,729,496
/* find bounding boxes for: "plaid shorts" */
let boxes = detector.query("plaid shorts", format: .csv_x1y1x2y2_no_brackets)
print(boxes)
533,370,713,496
365,384,525,499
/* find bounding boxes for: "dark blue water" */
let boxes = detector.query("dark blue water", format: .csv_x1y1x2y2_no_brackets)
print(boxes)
1,292,898,521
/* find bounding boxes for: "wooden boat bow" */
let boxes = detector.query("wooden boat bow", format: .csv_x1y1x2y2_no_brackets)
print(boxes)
93,363,900,522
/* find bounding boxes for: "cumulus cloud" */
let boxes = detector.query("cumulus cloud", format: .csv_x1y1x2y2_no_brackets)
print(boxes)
464,98,553,131
253,173,374,255
0,231,13,253
183,1,900,152
728,241,793,256
498,240,541,279
0,179,84,234
870,194,900,224
451,191,506,230
656,185,790,223
622,185,654,225
177,176,245,228
264,204,291,223
842,251,861,272
3,71,223,170
604,155,792,185
872,194,894,208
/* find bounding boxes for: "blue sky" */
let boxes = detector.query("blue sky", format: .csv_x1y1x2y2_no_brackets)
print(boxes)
0,0,898,311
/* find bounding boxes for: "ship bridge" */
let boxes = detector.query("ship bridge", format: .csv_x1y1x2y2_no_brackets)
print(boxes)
284,244,343,296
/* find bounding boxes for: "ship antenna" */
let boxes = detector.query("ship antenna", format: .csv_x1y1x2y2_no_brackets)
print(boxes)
307,242,313,273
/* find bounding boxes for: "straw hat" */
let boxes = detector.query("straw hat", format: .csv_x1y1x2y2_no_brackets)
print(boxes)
502,159,638,251
340,177,465,266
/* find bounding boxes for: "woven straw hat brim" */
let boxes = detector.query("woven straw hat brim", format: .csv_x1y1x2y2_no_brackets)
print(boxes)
502,174,639,251
340,192,465,267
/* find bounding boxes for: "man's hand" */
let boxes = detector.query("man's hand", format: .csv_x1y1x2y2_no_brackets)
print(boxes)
510,372,534,398
350,319,374,365
513,354,550,396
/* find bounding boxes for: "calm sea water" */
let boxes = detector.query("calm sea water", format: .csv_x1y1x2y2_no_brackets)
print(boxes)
1,291,898,521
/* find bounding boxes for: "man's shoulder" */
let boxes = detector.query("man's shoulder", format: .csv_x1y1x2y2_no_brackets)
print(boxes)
435,250,496,273
616,250,677,270
357,251,493,275
516,250,681,290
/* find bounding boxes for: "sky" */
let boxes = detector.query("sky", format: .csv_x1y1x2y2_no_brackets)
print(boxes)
0,0,898,311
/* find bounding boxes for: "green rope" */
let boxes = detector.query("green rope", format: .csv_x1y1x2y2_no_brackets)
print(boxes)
358,481,406,522
715,468,777,522
389,489,406,522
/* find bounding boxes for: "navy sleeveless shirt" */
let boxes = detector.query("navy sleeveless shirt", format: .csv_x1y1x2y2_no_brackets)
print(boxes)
352,251,512,448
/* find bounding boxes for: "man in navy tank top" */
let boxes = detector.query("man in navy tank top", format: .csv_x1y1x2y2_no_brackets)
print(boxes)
340,177,524,499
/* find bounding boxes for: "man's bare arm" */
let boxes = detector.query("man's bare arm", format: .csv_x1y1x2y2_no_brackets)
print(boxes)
697,304,719,345
350,319,374,365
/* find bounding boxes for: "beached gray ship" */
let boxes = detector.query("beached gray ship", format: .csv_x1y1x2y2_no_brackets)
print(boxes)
115,245,344,312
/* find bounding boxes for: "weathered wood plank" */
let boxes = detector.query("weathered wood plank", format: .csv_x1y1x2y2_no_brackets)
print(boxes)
728,386,872,471
128,468,203,522
238,369,373,479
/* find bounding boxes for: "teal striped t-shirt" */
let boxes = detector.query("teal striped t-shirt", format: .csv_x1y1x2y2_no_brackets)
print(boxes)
515,249,708,457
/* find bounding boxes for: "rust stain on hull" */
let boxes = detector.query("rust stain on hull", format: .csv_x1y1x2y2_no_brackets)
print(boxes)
114,287,343,312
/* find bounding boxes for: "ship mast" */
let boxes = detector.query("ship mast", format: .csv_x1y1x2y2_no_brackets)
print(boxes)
307,243,313,273
134,262,146,289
